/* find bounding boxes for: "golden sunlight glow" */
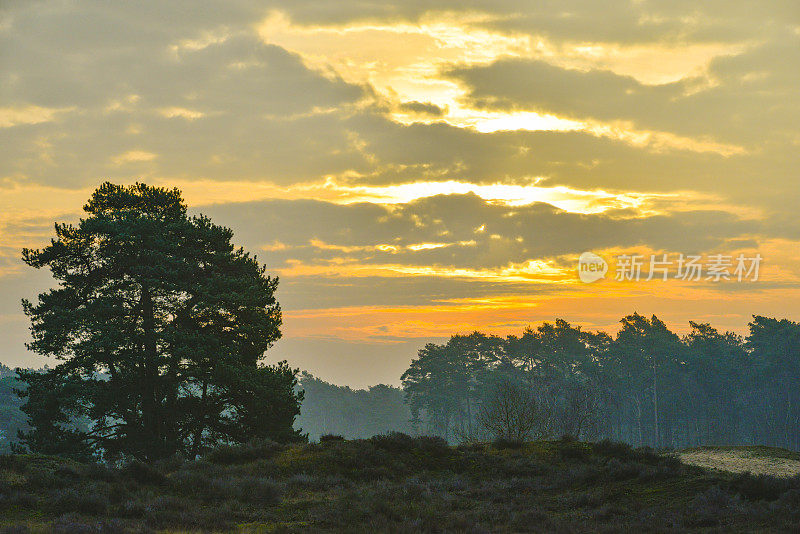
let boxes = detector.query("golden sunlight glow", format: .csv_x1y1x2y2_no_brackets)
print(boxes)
111,150,158,165
158,107,206,120
0,105,74,128
147,176,722,216
256,11,745,155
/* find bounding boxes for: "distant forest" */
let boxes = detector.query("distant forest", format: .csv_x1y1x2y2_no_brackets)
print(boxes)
2,313,800,451
0,366,411,451
403,313,800,450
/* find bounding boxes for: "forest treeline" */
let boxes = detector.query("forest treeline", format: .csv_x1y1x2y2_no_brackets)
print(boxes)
294,372,412,441
0,368,410,452
4,313,800,452
402,314,800,450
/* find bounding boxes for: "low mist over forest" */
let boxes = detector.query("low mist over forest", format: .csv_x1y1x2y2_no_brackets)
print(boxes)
3,313,800,452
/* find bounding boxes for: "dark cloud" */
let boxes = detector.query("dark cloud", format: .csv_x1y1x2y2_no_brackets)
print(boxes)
447,29,800,146
263,0,798,44
398,101,446,116
200,193,761,272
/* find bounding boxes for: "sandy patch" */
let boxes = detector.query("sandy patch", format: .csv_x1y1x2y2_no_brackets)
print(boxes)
680,448,800,478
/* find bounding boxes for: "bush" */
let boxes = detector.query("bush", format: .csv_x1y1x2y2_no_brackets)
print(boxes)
171,470,280,505
80,463,118,483
369,433,450,457
319,434,345,443
232,476,281,504
592,439,636,461
50,488,109,515
153,453,185,472
557,441,589,460
728,472,796,501
120,460,166,486
205,438,283,465
369,432,415,451
492,438,525,450
604,458,643,480
413,436,450,456
684,486,745,527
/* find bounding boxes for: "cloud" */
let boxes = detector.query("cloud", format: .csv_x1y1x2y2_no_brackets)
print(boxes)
398,101,446,116
447,31,800,148
199,193,761,274
2,0,800,383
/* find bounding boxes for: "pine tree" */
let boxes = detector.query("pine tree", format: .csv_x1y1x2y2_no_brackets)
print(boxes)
18,182,303,461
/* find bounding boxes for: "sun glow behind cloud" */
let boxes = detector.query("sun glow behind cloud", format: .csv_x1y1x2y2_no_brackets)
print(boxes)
3,0,797,381
256,11,746,155
143,176,705,216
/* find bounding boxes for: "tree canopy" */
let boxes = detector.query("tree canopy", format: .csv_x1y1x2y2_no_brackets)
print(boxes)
17,182,303,461
403,314,800,449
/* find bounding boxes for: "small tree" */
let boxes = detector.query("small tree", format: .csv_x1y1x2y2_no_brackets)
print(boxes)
477,381,549,442
18,182,304,461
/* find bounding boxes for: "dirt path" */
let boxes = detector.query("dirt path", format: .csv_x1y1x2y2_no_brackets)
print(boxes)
680,447,800,478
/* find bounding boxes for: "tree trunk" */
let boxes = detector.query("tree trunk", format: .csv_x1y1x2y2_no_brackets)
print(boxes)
191,380,208,459
140,284,161,460
652,363,659,448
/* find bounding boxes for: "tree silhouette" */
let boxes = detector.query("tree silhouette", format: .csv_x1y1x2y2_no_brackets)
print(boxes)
17,182,302,461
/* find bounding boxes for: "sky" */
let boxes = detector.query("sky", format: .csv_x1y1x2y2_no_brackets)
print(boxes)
1,1,799,387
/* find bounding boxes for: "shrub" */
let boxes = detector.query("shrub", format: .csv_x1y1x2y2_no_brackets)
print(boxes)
369,432,415,451
684,486,745,527
369,433,450,458
50,488,109,515
286,473,347,491
153,453,185,473
492,438,525,450
604,458,643,480
411,436,450,458
26,468,67,490
728,472,796,501
50,515,128,534
0,490,38,508
205,438,283,465
234,476,281,504
319,434,345,443
79,463,117,483
172,470,280,505
120,460,166,486
592,439,636,461
54,465,81,481
635,446,662,465
557,441,589,460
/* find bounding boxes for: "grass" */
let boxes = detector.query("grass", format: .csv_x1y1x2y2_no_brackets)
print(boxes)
1,435,799,532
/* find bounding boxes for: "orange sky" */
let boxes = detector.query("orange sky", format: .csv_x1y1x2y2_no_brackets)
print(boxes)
1,2,799,386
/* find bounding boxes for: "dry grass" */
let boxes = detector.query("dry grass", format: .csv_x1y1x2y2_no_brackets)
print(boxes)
680,446,800,477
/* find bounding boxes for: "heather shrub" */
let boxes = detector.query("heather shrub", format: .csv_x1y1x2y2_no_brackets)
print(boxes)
50,487,109,515
120,460,166,486
206,438,283,465
684,485,745,527
492,438,525,450
79,463,117,483
728,472,797,501
368,431,415,451
368,432,450,459
592,439,636,460
557,441,589,460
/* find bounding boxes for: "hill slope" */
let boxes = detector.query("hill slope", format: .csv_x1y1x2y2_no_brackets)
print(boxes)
1,436,799,532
